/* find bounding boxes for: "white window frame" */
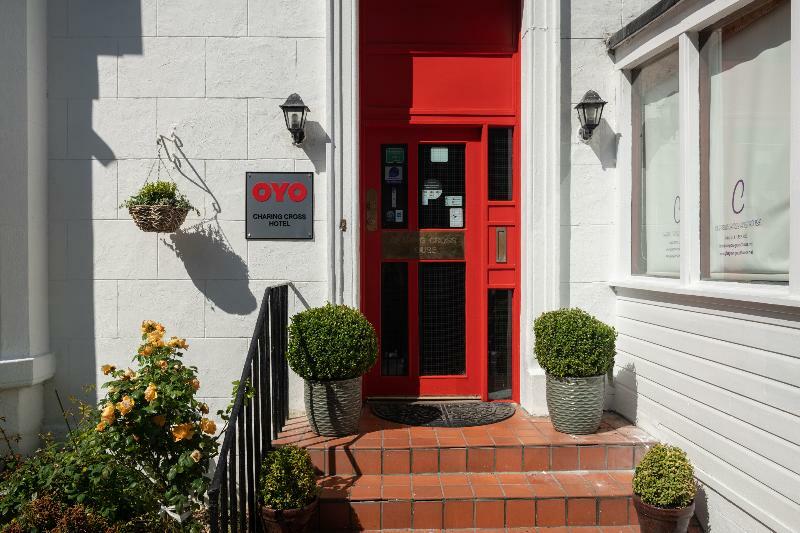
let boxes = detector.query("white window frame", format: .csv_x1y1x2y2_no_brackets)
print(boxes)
612,0,800,308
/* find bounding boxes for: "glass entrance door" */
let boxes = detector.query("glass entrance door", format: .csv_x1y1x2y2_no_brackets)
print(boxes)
362,127,482,397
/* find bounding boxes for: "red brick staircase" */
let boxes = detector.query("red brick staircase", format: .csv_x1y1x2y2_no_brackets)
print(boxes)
274,408,662,531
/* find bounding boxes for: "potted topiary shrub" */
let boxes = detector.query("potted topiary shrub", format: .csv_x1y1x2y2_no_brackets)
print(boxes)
287,304,378,436
259,445,319,533
122,180,198,233
534,308,616,434
632,444,696,532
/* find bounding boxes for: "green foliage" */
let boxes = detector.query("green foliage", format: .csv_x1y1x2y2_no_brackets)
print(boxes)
259,446,318,511
633,444,696,508
0,322,221,532
121,181,198,213
96,321,219,517
287,304,378,381
533,308,616,378
0,421,157,525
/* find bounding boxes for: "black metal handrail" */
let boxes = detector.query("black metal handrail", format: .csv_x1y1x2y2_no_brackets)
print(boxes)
208,284,290,533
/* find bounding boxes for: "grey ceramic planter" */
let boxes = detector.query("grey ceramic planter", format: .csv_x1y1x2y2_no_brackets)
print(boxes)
304,377,362,437
545,373,605,434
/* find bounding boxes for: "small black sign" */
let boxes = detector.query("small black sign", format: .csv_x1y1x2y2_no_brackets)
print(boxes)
246,172,313,240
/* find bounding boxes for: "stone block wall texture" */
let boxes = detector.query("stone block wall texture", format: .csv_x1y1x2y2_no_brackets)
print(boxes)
559,0,642,327
45,0,328,429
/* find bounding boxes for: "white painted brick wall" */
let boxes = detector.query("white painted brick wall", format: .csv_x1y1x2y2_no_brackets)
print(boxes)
46,0,328,427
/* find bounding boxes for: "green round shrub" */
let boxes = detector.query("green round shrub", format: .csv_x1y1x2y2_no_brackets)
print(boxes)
533,308,616,378
287,304,378,381
259,446,318,511
633,444,696,508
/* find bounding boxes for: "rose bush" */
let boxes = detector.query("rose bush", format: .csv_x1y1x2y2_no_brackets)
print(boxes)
96,320,219,517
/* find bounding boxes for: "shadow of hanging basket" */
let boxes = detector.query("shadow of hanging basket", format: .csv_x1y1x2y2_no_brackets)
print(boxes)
129,205,190,233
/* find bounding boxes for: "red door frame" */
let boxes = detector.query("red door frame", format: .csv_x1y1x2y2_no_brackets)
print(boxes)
358,0,521,402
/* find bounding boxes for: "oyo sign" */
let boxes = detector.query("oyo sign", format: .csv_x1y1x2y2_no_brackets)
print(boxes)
246,172,313,240
251,181,309,203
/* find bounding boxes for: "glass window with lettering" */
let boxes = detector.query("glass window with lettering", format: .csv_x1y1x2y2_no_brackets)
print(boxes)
631,49,680,277
700,1,790,282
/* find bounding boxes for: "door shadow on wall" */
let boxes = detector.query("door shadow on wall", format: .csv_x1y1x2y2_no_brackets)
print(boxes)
46,2,144,434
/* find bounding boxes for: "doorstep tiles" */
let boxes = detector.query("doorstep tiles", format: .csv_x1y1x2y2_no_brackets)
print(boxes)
275,409,654,476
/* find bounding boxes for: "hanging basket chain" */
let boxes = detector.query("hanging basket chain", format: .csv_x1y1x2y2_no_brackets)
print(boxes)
128,135,190,233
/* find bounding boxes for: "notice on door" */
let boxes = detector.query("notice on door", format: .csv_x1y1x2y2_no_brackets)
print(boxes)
246,172,313,240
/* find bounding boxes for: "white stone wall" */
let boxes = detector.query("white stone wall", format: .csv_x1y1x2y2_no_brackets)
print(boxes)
45,0,328,430
558,0,662,330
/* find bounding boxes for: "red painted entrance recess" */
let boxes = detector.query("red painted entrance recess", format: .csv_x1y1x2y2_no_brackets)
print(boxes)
359,0,521,401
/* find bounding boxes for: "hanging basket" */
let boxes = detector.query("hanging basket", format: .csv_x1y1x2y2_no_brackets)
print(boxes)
129,205,190,233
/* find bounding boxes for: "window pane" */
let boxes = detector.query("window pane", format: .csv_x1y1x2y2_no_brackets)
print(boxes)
632,50,680,277
381,262,408,376
418,144,466,229
418,263,466,376
488,289,512,400
701,1,790,282
488,128,513,201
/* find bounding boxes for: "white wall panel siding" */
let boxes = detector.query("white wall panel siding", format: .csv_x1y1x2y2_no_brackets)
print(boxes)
613,288,800,532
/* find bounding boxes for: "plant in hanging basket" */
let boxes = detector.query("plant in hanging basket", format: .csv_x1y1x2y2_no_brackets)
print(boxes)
122,181,199,233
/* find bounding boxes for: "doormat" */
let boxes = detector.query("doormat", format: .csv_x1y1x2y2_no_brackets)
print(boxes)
369,401,515,428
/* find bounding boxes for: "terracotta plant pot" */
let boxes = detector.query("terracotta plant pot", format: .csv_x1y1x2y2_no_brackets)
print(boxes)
633,494,695,533
259,497,319,533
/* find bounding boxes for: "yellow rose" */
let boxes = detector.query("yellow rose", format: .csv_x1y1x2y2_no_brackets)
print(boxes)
101,364,116,375
144,383,158,402
166,337,189,350
190,450,202,463
157,360,168,371
199,402,209,414
152,415,166,427
171,423,196,442
139,344,154,356
200,418,216,435
116,395,135,416
141,320,164,334
100,404,116,425
122,368,137,381
190,378,200,391
147,331,164,347
96,421,107,432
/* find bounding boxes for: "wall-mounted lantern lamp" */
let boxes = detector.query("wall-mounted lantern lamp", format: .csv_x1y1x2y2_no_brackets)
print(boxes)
279,93,310,146
575,90,607,142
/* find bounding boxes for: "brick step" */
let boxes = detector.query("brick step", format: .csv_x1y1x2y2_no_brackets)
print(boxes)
274,412,654,476
314,471,639,531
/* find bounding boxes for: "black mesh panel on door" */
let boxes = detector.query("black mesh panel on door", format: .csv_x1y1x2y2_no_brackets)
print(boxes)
381,262,408,376
418,263,466,376
488,127,513,201
418,144,465,229
487,289,512,399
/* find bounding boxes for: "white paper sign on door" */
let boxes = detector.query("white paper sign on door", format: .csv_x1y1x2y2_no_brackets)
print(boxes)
422,189,442,206
449,208,463,228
